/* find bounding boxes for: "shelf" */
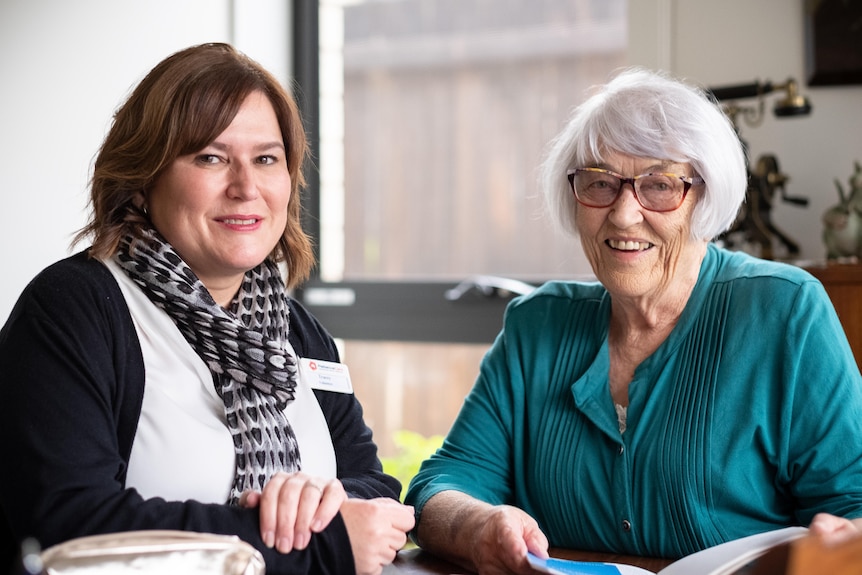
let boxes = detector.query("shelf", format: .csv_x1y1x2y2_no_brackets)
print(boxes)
803,262,862,369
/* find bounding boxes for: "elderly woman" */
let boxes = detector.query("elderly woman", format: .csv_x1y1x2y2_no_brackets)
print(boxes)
404,68,862,573
0,43,413,575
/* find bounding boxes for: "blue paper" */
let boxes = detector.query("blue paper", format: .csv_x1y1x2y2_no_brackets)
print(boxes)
527,552,623,575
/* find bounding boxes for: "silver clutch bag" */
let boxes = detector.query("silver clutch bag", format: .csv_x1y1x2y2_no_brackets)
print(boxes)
38,530,265,575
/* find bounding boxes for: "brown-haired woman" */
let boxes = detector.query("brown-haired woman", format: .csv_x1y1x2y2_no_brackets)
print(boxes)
0,43,413,575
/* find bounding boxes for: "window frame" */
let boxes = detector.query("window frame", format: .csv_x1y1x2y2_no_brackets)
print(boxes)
291,0,524,344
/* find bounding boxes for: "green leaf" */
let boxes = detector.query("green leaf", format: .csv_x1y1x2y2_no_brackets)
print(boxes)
381,430,445,501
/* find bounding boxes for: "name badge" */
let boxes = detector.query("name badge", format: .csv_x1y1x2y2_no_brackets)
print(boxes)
298,358,354,394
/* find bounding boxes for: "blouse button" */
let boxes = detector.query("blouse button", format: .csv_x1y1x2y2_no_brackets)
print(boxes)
622,519,632,532
618,445,625,455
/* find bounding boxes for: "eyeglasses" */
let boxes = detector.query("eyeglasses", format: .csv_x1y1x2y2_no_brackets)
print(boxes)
566,167,704,212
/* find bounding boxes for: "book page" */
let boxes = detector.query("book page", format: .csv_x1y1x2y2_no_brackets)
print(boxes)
657,527,808,575
527,552,654,575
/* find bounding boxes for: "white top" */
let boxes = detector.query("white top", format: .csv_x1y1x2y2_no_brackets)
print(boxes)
104,258,337,503
615,403,627,435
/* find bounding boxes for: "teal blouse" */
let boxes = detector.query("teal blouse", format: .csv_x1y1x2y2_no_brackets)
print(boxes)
405,245,862,559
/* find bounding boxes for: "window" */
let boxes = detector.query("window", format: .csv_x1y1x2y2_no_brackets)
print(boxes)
295,0,627,457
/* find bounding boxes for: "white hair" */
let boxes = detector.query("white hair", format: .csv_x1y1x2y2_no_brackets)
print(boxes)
540,67,747,240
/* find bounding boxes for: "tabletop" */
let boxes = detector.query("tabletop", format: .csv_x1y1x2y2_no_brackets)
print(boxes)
384,546,674,574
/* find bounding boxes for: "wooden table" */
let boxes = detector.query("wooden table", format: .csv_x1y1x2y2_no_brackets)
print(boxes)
384,547,673,574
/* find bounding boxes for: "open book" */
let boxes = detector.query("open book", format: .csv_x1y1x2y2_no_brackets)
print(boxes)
527,527,808,575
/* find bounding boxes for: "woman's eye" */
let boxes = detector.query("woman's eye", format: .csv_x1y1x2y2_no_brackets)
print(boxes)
590,179,614,190
257,155,279,165
196,154,221,165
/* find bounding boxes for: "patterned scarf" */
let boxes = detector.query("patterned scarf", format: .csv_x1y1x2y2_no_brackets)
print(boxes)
114,231,301,504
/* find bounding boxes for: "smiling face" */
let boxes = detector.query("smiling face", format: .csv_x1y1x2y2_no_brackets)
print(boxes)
575,150,708,304
147,91,290,306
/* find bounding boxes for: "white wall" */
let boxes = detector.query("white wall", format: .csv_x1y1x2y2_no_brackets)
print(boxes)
630,0,862,263
0,0,289,322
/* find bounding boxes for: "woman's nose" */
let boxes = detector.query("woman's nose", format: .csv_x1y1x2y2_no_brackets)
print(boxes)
608,183,644,226
227,162,259,199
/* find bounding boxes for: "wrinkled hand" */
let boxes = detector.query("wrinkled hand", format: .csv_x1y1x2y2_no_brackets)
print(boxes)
469,505,549,575
239,471,346,553
340,497,415,575
809,512,862,544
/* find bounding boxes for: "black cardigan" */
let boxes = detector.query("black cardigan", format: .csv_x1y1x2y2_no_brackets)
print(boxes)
0,251,400,574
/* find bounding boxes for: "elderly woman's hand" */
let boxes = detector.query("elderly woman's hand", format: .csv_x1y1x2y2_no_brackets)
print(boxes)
340,497,416,575
414,491,549,575
468,504,550,575
808,512,862,544
239,471,346,553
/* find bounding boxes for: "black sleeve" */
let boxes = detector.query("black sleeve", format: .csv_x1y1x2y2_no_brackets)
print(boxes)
0,254,354,575
287,298,403,500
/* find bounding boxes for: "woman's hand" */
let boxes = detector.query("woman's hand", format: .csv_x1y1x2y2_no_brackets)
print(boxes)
415,491,549,575
467,504,549,575
809,512,862,544
239,471,346,553
340,497,416,575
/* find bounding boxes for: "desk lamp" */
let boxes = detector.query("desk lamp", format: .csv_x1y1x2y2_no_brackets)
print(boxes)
706,77,813,259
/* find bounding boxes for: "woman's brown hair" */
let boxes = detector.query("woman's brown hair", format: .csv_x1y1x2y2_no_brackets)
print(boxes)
74,42,315,287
